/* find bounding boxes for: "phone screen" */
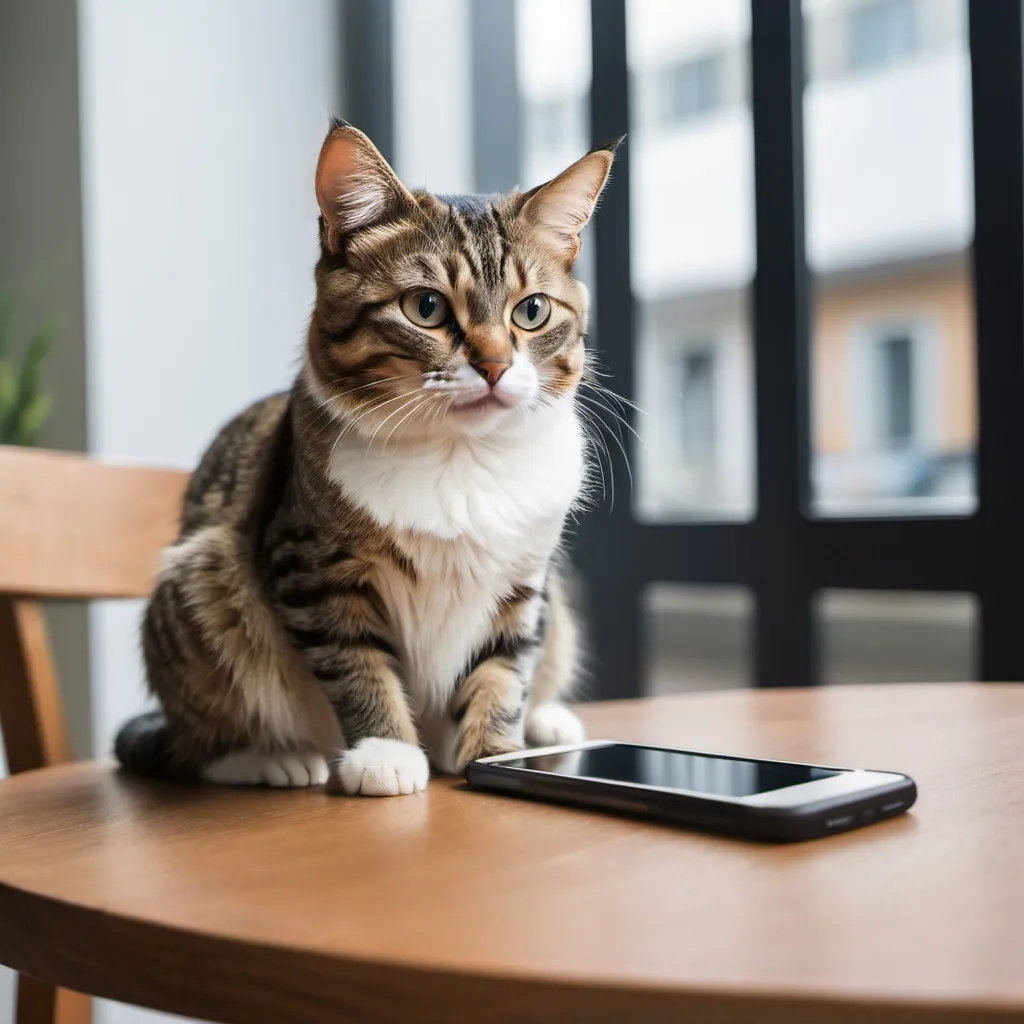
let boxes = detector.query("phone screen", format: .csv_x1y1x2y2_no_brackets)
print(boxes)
500,744,844,797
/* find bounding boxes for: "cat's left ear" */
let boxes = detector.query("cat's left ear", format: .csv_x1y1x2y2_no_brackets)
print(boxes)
316,119,414,252
520,138,622,264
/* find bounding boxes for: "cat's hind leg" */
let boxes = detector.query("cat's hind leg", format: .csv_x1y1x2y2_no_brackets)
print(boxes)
125,525,339,786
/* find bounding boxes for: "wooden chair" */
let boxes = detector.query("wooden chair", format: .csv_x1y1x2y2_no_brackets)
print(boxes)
0,445,188,1024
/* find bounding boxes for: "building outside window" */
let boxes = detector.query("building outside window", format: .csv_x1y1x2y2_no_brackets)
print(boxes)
875,332,914,448
680,347,717,465
661,55,722,124
511,0,980,695
847,0,918,73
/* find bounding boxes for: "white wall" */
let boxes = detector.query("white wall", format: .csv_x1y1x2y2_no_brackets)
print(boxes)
75,2,339,1022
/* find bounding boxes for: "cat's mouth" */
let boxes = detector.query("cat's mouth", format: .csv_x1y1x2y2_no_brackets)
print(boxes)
449,392,515,415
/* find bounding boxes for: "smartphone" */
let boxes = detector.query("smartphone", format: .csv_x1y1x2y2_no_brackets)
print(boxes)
465,740,917,842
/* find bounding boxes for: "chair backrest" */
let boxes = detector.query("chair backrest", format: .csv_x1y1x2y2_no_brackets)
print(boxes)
0,446,188,600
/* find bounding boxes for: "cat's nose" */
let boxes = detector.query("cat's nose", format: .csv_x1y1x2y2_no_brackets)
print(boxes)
471,359,510,387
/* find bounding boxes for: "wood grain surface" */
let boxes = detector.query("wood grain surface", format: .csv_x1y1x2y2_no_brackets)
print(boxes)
0,685,1021,1024
0,446,186,599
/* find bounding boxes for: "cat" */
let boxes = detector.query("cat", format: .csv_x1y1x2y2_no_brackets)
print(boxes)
114,119,618,796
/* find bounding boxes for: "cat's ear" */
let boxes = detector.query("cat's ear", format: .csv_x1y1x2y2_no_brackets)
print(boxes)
316,119,413,252
520,138,621,264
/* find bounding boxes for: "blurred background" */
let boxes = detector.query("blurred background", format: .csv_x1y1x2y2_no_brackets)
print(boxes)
0,0,1001,1018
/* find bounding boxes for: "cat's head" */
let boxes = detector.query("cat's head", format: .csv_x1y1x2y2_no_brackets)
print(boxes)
305,120,616,442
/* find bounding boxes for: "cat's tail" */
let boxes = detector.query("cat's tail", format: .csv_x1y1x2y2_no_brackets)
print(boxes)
114,710,198,781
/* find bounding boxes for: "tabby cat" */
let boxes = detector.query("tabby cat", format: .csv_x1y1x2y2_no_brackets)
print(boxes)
114,120,617,796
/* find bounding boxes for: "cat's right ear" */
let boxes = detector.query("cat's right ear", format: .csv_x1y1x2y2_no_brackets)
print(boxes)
316,120,413,252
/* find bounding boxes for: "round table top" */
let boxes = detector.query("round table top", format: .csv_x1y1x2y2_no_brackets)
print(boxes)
0,684,1022,1024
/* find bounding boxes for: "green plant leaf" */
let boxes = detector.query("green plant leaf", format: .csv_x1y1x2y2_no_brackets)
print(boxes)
0,294,14,362
14,393,52,445
0,362,16,415
0,299,56,446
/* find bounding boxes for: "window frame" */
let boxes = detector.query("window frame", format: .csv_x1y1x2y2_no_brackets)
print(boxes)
346,0,1024,697
578,0,1024,697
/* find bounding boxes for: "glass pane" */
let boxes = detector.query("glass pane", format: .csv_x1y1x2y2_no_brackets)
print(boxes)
628,0,756,522
644,584,752,694
805,0,976,517
516,0,595,290
816,589,977,684
517,0,590,187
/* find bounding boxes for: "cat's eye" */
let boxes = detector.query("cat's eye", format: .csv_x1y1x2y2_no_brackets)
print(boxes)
401,290,450,328
511,294,551,331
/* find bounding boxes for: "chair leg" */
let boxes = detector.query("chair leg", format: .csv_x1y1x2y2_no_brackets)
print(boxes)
16,978,90,1024
0,599,92,1024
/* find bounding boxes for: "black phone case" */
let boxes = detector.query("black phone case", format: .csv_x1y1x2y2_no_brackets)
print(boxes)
464,751,917,842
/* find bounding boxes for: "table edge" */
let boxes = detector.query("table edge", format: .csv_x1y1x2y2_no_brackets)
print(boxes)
1,882,1020,1024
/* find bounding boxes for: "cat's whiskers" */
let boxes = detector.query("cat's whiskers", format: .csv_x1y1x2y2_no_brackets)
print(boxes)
576,395,633,502
382,392,437,453
334,374,419,398
579,378,644,426
364,392,430,454
303,375,417,435
426,390,449,440
338,388,421,436
574,403,613,507
326,388,421,465
575,391,642,451
529,380,611,505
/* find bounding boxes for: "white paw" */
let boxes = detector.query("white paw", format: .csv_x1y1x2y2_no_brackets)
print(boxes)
525,704,586,748
202,750,329,788
338,738,429,796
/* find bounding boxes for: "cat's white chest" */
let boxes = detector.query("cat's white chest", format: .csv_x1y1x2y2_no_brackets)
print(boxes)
328,407,584,706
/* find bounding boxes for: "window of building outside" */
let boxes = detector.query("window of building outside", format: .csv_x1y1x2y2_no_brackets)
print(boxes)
680,348,716,464
806,0,975,517
848,0,918,73
628,0,756,528
875,332,914,448
662,55,722,123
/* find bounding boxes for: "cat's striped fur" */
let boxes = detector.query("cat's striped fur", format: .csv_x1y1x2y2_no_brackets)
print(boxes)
115,121,617,794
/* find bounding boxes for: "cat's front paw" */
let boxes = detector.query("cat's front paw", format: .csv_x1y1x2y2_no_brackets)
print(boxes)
336,738,429,796
525,703,586,747
454,733,524,774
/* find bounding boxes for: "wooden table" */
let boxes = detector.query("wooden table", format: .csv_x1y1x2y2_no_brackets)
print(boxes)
0,684,1021,1023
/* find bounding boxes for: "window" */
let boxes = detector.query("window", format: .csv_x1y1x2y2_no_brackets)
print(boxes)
680,349,717,464
848,0,917,73
351,0,1024,695
644,585,752,694
662,55,722,124
816,590,976,685
875,333,913,448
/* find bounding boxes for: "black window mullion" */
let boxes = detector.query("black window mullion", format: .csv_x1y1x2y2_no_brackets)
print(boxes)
749,0,816,687
968,0,1024,682
576,0,643,699
341,0,394,164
